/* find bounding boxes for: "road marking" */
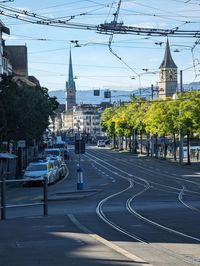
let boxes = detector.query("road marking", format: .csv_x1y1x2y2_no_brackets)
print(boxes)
12,196,27,202
32,195,43,201
32,225,65,229
68,214,153,266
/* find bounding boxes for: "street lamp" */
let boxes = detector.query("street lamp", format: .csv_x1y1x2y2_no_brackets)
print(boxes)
132,70,158,98
172,93,183,164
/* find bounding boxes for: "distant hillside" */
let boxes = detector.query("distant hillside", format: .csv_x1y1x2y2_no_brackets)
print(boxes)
49,83,200,105
49,89,135,104
183,81,200,91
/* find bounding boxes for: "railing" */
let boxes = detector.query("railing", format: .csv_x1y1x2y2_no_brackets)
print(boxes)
0,177,48,220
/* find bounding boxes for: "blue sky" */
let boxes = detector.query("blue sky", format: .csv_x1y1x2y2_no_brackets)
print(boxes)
1,0,200,92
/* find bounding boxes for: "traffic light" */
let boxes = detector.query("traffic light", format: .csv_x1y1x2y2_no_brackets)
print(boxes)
94,89,100,96
104,90,111,98
75,140,85,154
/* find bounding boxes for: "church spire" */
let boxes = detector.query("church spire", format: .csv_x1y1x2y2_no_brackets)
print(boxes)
159,39,177,69
68,49,74,87
66,49,76,112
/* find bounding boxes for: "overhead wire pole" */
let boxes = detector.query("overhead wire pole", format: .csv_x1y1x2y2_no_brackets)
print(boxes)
0,0,13,2
108,0,138,76
108,0,121,47
108,0,122,58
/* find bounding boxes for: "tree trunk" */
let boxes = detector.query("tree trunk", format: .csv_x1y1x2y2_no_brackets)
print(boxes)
113,134,116,149
147,134,150,156
173,133,177,161
164,136,167,159
155,134,158,158
186,132,190,165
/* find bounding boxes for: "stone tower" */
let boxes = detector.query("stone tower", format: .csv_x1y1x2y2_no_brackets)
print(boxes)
66,49,76,112
159,39,178,98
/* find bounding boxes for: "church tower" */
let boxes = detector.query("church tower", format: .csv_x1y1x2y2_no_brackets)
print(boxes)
66,49,76,112
159,39,177,98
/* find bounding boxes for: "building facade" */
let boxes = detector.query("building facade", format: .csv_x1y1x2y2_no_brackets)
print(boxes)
5,45,28,78
50,51,109,138
73,104,104,141
0,20,11,77
159,39,178,98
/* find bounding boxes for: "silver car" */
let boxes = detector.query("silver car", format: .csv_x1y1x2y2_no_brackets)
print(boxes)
23,161,59,185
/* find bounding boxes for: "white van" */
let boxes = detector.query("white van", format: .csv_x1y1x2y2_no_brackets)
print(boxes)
97,140,106,147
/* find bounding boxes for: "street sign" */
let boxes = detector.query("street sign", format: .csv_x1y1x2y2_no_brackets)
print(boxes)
17,140,26,148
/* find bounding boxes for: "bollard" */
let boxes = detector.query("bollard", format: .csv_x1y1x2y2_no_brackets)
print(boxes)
1,178,6,220
43,176,48,216
77,166,83,190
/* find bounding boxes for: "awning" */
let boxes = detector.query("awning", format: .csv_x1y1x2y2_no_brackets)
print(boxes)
0,153,17,159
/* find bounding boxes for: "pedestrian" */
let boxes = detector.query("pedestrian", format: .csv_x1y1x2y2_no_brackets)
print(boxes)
195,148,199,161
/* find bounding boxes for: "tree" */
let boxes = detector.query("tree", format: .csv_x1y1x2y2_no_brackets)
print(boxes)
0,75,59,146
177,91,200,164
100,91,200,162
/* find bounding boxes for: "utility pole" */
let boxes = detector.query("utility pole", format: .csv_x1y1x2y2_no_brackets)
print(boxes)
179,70,183,164
151,84,154,100
180,70,183,92
75,120,85,190
174,71,184,164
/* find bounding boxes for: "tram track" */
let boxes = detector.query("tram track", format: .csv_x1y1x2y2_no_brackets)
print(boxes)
85,151,200,241
88,149,200,211
82,150,200,265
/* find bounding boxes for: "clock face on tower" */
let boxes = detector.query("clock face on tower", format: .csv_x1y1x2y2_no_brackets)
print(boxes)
166,69,177,81
68,89,73,96
160,68,177,82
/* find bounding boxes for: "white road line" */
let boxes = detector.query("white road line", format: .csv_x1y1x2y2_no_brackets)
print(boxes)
178,186,200,213
68,214,154,266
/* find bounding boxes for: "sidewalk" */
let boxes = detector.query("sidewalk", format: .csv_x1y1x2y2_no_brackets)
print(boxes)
0,161,150,266
135,152,200,171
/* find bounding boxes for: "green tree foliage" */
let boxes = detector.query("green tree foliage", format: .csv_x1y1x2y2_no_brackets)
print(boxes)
178,91,200,136
144,99,178,137
101,91,200,162
100,107,116,137
112,104,131,137
0,76,59,144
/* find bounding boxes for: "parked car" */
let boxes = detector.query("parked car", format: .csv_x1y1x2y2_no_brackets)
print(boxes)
44,148,61,158
49,157,67,179
60,148,70,160
23,160,59,186
44,148,63,164
97,140,106,147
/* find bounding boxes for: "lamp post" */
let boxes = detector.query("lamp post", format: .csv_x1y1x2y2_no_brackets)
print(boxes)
172,93,183,164
132,70,158,98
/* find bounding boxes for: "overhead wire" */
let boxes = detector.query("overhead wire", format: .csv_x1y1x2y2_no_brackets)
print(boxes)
1,2,200,37
2,0,200,89
108,0,138,76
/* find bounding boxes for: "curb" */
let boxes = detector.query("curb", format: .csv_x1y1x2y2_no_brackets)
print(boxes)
48,189,102,201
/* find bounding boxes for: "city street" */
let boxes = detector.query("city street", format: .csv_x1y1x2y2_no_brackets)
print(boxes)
1,145,200,266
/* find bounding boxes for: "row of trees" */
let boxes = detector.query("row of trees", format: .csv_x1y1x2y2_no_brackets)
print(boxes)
100,91,200,164
0,75,59,147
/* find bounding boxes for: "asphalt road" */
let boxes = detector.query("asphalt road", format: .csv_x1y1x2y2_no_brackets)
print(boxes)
1,145,200,266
